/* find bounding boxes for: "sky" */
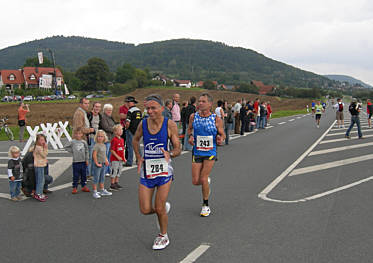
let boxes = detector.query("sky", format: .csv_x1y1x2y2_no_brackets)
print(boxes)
2,0,373,85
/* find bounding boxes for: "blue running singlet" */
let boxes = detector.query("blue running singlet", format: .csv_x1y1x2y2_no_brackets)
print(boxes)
192,112,217,157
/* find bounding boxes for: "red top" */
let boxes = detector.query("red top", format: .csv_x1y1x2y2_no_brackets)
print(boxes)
267,104,272,114
18,107,29,121
367,102,372,114
110,136,125,162
119,105,129,127
253,101,259,113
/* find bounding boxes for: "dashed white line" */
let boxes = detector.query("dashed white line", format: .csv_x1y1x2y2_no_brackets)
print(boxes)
278,122,286,125
288,119,295,122
320,134,373,144
309,142,373,156
327,129,373,136
180,244,210,263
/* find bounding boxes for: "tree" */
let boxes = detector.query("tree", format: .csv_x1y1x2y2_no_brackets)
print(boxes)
115,63,135,83
134,68,149,88
76,57,110,91
23,56,53,68
203,80,216,90
236,82,259,94
63,71,82,91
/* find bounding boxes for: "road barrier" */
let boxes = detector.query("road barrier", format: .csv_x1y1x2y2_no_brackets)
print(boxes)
21,121,72,156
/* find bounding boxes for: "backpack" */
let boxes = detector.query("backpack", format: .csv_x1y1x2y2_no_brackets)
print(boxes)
338,103,343,112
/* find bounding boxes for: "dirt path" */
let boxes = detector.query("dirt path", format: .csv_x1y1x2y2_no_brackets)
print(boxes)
0,88,310,127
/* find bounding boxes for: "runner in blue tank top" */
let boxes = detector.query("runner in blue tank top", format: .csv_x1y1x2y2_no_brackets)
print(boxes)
133,94,181,250
187,93,225,217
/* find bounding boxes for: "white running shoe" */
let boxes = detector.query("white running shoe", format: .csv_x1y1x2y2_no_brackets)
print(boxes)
200,205,211,217
100,189,112,196
93,191,101,199
152,234,170,250
208,177,211,185
156,202,171,230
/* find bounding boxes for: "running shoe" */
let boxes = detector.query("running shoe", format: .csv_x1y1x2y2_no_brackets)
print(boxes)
156,202,171,230
34,194,47,202
109,184,119,191
93,191,101,199
81,186,90,192
115,183,123,189
105,173,111,177
72,188,78,194
152,234,170,250
200,205,211,217
10,197,18,201
100,189,113,196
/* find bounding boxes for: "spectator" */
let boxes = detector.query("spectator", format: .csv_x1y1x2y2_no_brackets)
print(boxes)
87,102,102,179
224,104,233,145
233,99,242,134
183,96,196,151
162,99,173,119
100,104,116,175
259,101,267,129
180,100,188,137
345,99,363,139
266,102,272,126
125,96,142,167
33,134,48,202
7,146,23,201
72,98,94,141
18,102,30,142
109,124,126,191
119,99,129,142
333,98,345,128
215,100,224,121
240,102,248,135
367,99,373,128
171,93,181,124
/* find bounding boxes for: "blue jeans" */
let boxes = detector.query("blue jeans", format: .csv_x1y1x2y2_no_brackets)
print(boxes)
126,130,134,165
256,116,261,129
34,167,45,195
72,162,87,188
105,142,111,174
260,116,266,129
184,129,193,151
88,137,95,176
224,123,233,144
9,181,21,198
346,116,362,138
92,163,105,185
44,174,53,190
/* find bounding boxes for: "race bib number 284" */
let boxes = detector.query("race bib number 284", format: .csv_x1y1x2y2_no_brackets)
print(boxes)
145,158,168,179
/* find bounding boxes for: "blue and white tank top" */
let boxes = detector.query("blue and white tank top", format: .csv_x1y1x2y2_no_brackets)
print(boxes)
141,118,174,179
192,112,217,156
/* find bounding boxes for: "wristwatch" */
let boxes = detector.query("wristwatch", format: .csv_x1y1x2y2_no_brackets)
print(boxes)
170,152,174,157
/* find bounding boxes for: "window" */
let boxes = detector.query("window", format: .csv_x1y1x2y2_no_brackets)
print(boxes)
9,74,15,81
30,74,36,80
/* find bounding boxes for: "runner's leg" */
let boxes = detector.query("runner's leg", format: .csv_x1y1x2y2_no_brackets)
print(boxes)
154,180,172,235
192,162,203,185
200,160,215,200
139,184,156,215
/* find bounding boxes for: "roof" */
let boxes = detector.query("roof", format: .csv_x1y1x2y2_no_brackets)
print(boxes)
0,69,24,84
251,80,275,95
174,79,191,84
23,67,63,84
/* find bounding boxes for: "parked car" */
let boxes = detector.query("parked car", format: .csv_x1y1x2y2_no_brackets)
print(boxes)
68,95,76,99
13,95,22,101
23,96,33,102
1,96,12,102
95,94,104,98
86,94,96,99
43,96,52,101
36,96,43,101
56,95,65,100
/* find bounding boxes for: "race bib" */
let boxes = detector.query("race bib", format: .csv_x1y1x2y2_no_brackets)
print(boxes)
145,158,168,179
196,135,214,151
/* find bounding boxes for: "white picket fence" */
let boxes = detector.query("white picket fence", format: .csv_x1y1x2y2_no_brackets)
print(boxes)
21,121,72,156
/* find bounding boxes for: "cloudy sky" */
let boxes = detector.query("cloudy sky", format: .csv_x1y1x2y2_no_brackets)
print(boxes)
2,0,373,85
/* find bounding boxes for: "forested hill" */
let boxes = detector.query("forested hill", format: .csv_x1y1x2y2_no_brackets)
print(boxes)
0,36,332,88
324,75,372,89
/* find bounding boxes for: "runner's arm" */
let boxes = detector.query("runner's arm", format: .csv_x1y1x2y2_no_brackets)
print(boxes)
216,116,226,142
187,113,195,146
133,122,143,163
167,120,181,158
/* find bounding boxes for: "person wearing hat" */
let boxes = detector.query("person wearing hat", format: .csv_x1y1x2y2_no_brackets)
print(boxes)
345,98,363,139
125,96,142,167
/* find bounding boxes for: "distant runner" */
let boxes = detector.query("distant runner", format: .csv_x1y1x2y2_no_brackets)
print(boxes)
187,93,225,217
133,94,181,250
315,101,324,128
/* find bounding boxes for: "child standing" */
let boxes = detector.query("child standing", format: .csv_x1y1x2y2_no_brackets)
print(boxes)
92,130,112,199
65,127,90,194
7,146,23,201
33,134,48,202
109,124,126,191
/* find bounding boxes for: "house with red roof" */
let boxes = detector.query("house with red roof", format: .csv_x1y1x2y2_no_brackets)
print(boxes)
251,80,275,95
0,69,25,90
174,79,192,88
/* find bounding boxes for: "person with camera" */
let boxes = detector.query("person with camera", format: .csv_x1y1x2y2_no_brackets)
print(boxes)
345,98,364,139
18,102,30,142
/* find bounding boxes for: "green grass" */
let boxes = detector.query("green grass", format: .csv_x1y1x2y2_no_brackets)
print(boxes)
144,86,204,91
272,109,309,119
0,126,72,141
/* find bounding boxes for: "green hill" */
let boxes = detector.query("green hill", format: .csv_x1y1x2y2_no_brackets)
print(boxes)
324,74,372,89
0,36,333,88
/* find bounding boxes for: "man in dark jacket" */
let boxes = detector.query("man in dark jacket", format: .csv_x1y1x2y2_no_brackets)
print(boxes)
125,96,142,167
240,100,248,135
345,98,363,139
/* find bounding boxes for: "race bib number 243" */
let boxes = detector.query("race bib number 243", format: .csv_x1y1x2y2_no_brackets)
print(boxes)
196,135,213,151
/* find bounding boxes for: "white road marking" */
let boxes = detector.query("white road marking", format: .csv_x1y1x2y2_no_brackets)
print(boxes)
297,117,301,119
0,193,10,199
330,125,369,131
289,154,373,176
278,122,286,125
289,119,295,122
326,129,373,136
258,120,337,203
180,244,210,263
309,142,373,156
320,134,373,144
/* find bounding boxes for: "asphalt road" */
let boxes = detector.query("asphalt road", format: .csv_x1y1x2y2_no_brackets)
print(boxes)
1,107,373,263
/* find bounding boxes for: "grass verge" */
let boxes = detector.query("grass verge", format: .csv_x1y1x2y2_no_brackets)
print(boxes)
272,109,309,119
